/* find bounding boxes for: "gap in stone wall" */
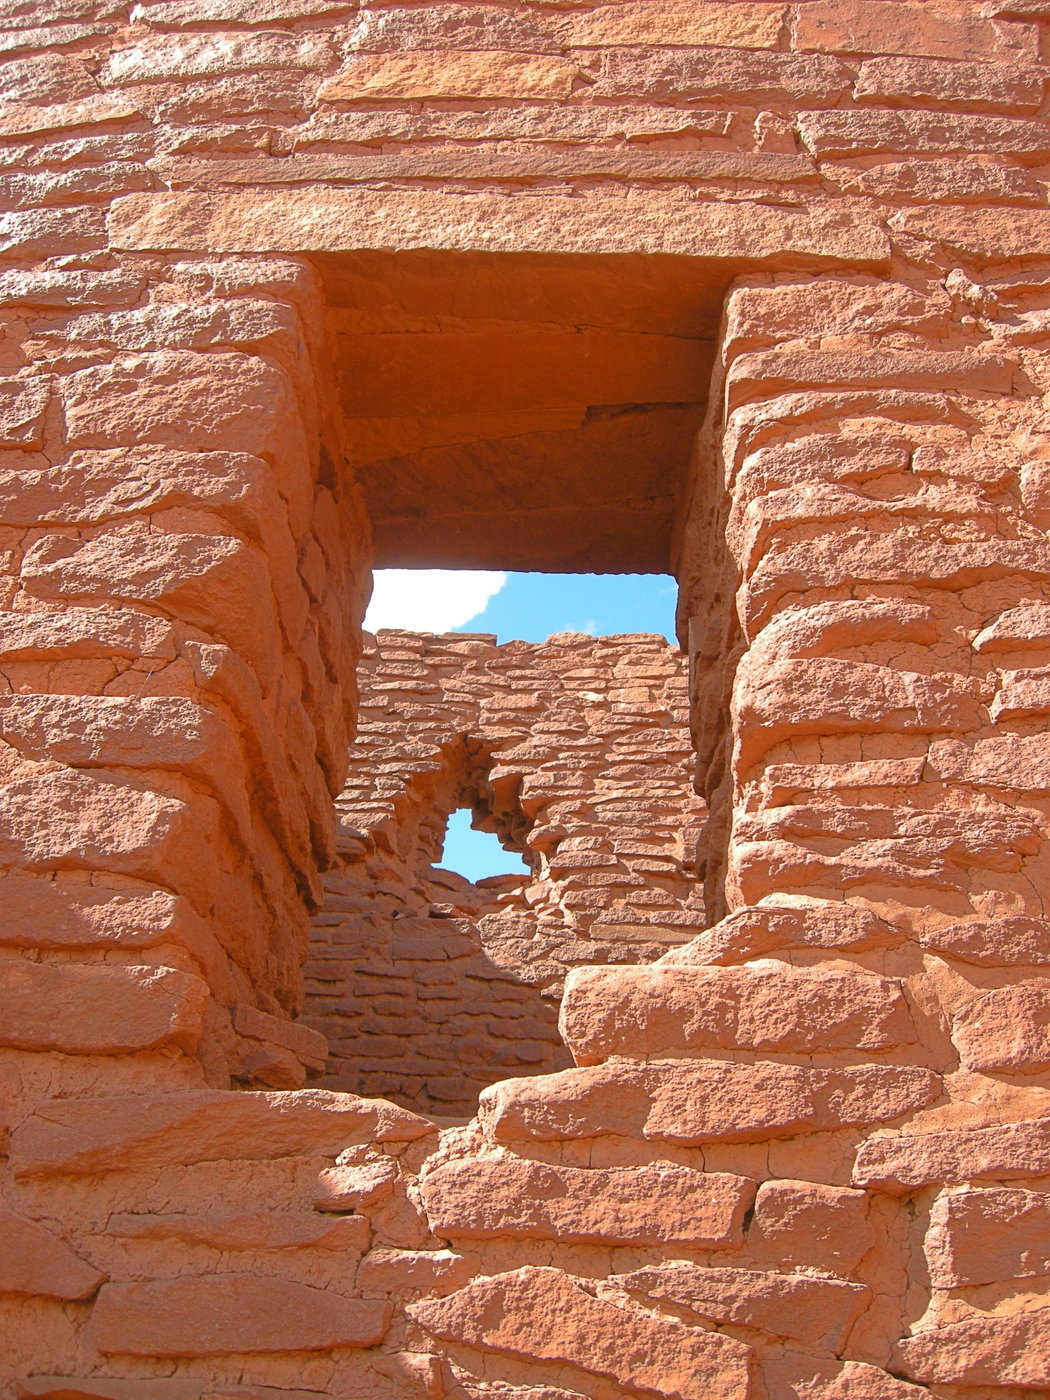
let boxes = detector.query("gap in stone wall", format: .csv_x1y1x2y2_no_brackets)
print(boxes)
303,628,706,1121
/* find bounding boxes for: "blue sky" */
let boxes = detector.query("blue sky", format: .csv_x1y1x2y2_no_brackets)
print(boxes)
365,569,679,879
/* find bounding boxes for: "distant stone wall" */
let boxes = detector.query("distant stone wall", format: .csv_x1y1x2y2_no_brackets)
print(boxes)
305,629,706,1116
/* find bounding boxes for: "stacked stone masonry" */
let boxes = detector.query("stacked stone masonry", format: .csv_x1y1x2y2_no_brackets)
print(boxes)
5,0,1050,1396
305,629,706,1115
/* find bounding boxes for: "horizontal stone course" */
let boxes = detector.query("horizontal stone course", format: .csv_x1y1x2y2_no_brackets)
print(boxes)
10,1088,429,1177
481,1058,939,1144
420,1155,754,1245
560,962,914,1061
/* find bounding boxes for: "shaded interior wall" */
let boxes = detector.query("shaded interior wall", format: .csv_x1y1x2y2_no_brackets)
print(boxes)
305,629,706,1116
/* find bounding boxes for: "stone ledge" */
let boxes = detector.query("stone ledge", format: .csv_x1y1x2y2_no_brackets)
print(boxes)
108,189,890,265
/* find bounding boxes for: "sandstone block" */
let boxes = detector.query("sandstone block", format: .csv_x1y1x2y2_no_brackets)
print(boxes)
20,533,279,684
0,769,205,887
762,1355,928,1399
854,1118,1050,1192
420,1156,753,1246
314,1158,398,1210
659,903,897,964
734,658,977,758
621,1262,868,1349
594,48,848,103
798,110,1050,160
0,377,50,448
0,961,207,1055
106,1209,369,1252
319,51,579,101
480,1059,938,1144
560,963,913,1062
794,0,1036,60
854,55,1042,110
0,1207,103,1299
89,1275,389,1355
896,1305,1050,1386
892,206,1050,260
0,608,175,662
926,1186,1050,1287
0,207,107,257
748,1179,875,1271
409,1266,751,1399
100,31,330,84
349,4,557,53
0,877,213,957
355,1247,474,1293
58,351,294,456
10,1088,429,1177
233,1002,328,1072
559,1,784,48
109,190,889,265
974,603,1050,652
951,981,1050,1072
918,914,1050,966
138,0,353,20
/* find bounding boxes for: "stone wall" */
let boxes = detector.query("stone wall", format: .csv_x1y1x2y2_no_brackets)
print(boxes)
305,629,706,1116
4,1,1050,1397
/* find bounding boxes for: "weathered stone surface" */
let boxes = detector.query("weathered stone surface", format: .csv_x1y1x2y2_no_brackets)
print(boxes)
925,1186,1050,1287
660,903,898,964
410,1266,751,1398
420,1156,754,1245
896,1305,1050,1386
10,1089,429,1176
854,1119,1050,1192
748,1179,876,1271
761,1355,928,1399
0,1208,103,1299
314,1159,399,1211
89,1275,390,1354
918,914,1050,966
481,1059,938,1143
951,981,1050,1072
319,51,580,101
0,961,207,1055
620,1262,869,1349
560,963,913,1062
109,190,890,264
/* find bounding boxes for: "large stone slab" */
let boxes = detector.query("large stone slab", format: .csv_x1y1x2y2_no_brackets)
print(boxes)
108,189,888,264
410,1266,751,1399
89,1275,389,1355
420,1156,754,1245
10,1088,429,1176
620,1262,869,1350
480,1059,938,1144
854,1118,1050,1192
560,963,913,1063
0,961,207,1055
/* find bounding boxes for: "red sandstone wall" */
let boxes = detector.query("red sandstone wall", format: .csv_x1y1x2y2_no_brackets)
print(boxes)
3,1,1050,1397
305,629,705,1114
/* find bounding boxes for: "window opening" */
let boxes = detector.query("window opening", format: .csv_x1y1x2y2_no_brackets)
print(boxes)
439,807,530,883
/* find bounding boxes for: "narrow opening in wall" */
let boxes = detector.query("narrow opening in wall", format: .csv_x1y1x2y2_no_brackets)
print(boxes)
439,808,530,883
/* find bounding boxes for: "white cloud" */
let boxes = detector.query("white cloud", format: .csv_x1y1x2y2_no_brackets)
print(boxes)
364,569,507,633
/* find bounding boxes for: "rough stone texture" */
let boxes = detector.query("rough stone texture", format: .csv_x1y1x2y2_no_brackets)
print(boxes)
5,1,1050,1395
